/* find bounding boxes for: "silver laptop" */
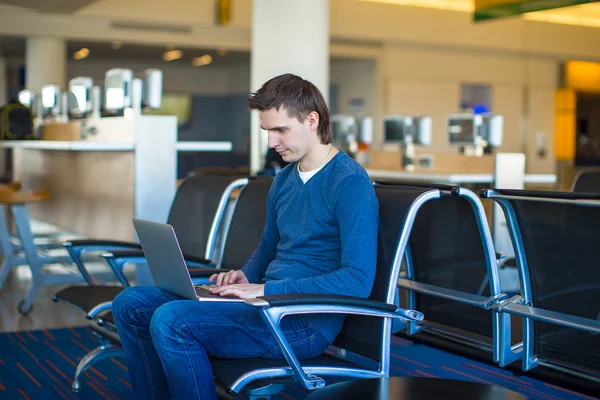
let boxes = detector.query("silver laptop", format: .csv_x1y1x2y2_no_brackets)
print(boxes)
132,218,243,302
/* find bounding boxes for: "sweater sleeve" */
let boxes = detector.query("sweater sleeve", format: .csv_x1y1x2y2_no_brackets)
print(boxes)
240,185,280,284
264,174,378,298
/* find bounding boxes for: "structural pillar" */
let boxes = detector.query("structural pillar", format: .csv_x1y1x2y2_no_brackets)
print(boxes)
250,0,330,174
25,36,67,92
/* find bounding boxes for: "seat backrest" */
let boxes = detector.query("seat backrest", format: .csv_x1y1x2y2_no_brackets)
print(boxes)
166,171,245,259
491,189,600,372
219,176,273,270
408,194,495,337
572,170,600,194
333,184,437,363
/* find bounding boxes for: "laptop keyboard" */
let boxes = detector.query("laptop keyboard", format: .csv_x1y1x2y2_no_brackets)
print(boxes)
194,285,241,301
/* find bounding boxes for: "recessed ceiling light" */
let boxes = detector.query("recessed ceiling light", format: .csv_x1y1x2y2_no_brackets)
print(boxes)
217,48,228,56
163,49,183,61
192,54,213,67
73,48,90,60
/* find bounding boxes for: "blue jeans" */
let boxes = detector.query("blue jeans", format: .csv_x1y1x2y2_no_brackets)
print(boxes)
112,286,330,400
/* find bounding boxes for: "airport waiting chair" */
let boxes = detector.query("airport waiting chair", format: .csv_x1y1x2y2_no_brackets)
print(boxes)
60,169,246,286
385,182,518,366
571,169,600,193
205,184,432,400
53,171,247,314
61,176,273,392
480,189,600,392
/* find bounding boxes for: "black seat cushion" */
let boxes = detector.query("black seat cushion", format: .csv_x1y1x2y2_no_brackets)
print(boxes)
210,352,362,390
53,286,123,312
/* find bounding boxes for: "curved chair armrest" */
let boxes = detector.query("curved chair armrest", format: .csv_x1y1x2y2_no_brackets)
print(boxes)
101,250,211,266
246,294,424,322
86,301,113,319
243,294,423,391
100,250,146,262
61,240,142,285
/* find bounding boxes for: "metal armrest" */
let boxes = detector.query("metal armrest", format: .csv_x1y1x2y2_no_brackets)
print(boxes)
398,278,507,309
62,239,142,285
495,302,600,334
86,301,113,319
63,239,141,249
247,294,424,321
243,294,423,391
101,250,211,266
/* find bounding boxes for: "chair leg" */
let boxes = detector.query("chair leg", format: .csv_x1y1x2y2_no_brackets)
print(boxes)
11,205,45,315
0,206,16,289
72,344,125,392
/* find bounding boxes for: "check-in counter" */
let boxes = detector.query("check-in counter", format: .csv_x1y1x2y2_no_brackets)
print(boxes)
365,150,557,187
1,115,233,241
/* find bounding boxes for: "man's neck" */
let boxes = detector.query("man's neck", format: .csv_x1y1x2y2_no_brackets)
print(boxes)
299,144,334,172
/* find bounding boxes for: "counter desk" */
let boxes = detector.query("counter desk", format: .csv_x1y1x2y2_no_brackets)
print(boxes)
1,115,233,242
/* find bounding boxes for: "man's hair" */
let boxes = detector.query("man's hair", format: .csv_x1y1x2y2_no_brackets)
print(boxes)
248,73,332,144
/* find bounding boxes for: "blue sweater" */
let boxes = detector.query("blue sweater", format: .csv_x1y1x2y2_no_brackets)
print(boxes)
241,152,379,342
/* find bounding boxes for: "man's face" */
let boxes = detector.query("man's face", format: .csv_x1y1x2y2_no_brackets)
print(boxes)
260,107,316,164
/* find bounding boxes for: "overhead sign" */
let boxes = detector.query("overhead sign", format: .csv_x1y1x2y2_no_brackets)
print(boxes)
474,0,598,22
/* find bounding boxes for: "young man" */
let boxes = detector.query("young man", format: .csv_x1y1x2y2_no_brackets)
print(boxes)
112,73,379,400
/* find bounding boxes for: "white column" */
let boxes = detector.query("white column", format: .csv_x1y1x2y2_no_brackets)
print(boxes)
25,36,67,92
250,0,330,174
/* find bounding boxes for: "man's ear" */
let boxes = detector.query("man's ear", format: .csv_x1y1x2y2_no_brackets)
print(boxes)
307,111,320,133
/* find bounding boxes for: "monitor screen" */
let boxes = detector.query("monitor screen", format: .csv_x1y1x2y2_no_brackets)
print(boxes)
331,115,356,142
384,117,407,143
104,68,133,111
447,115,475,145
480,114,503,147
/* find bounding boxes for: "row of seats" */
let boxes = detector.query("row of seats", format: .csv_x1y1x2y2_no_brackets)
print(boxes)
42,169,600,398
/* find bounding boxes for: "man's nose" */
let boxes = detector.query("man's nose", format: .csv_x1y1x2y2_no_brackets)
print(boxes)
267,132,278,149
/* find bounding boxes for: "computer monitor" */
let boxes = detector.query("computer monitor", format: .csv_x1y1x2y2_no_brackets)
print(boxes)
18,89,38,117
447,114,476,145
104,68,134,112
447,113,503,148
331,115,357,142
480,114,503,147
68,77,94,118
141,69,163,109
357,117,373,145
383,115,431,146
41,84,61,118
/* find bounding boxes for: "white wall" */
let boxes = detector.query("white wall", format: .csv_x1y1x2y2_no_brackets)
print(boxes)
330,57,379,129
383,43,558,172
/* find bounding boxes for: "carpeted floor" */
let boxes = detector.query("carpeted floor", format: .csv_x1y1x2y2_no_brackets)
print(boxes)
0,327,596,399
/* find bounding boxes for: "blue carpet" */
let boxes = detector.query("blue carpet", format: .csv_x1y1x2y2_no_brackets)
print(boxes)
0,327,596,399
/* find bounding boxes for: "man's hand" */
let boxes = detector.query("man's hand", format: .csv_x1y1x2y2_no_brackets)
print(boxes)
209,270,249,286
210,283,265,300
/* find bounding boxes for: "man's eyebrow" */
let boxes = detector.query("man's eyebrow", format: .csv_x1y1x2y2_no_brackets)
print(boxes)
260,125,289,131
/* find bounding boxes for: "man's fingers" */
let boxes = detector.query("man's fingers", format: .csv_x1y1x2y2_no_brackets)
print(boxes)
208,274,217,283
218,288,243,299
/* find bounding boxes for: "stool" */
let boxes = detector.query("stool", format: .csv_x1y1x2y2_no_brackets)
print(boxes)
0,185,84,315
304,377,529,400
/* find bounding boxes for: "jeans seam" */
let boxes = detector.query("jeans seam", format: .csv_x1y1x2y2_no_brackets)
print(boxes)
178,324,204,398
132,324,161,400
